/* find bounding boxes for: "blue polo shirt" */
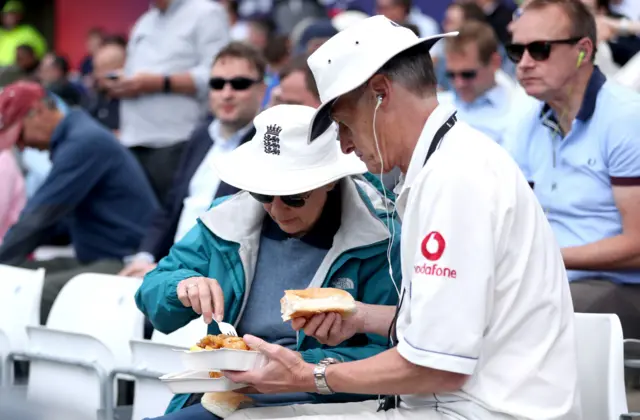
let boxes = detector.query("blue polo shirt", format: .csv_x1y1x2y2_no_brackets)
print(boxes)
438,83,512,145
506,67,640,284
0,109,159,265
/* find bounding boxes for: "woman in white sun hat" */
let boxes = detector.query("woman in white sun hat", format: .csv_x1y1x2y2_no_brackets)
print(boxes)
135,104,401,420
223,14,581,420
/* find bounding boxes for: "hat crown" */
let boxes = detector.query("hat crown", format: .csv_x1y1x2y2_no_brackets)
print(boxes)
253,105,339,168
308,15,420,103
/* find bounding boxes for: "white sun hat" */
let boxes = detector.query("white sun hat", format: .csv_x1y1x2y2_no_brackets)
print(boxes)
211,104,367,196
306,14,458,142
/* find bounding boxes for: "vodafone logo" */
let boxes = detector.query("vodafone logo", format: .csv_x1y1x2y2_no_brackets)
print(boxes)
421,231,446,261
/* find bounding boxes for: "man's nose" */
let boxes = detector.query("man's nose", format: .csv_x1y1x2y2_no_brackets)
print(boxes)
339,135,355,154
518,50,536,70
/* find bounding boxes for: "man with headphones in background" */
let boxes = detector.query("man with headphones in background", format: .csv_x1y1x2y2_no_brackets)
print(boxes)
221,15,581,420
506,0,640,340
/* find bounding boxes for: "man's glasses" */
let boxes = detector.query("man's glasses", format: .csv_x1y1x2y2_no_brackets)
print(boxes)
209,77,260,91
445,69,478,80
250,192,312,208
505,37,582,63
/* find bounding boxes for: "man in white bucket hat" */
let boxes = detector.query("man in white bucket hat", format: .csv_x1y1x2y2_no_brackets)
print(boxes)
224,15,581,420
136,104,401,420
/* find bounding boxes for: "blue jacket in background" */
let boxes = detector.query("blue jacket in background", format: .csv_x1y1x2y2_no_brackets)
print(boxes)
135,176,401,413
0,109,159,264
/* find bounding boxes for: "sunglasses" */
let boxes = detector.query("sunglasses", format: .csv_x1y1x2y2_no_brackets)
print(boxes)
209,77,260,91
505,37,582,63
250,192,312,208
445,69,478,80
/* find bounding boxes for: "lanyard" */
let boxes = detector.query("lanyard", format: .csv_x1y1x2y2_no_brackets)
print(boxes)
378,111,458,413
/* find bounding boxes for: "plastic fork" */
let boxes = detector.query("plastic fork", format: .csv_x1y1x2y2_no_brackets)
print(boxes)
215,319,238,336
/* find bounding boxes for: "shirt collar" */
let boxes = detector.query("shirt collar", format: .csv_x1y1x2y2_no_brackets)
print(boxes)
261,183,342,250
538,66,607,131
208,119,254,148
398,103,457,195
161,0,187,14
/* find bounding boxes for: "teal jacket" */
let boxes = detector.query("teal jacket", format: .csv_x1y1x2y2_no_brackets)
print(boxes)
135,176,401,414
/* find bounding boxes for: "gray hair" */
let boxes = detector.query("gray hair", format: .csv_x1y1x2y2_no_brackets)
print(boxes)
375,43,438,96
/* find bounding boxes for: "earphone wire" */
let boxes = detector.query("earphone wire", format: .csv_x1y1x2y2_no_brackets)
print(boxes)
373,96,400,297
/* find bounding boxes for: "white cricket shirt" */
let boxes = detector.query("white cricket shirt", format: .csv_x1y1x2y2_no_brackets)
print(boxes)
393,104,582,419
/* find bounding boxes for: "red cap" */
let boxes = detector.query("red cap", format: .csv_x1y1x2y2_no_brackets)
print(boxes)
0,81,46,150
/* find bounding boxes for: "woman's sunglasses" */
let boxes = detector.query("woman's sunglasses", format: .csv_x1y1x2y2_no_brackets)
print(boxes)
209,77,260,91
250,192,312,208
505,37,581,63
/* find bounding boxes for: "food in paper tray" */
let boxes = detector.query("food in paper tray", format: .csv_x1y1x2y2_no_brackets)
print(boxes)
280,287,357,321
189,334,250,351
202,391,254,418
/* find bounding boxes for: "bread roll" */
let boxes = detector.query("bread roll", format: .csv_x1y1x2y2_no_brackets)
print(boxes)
201,392,253,418
280,288,357,321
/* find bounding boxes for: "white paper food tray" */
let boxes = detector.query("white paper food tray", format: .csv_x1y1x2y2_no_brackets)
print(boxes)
179,348,267,371
160,370,246,394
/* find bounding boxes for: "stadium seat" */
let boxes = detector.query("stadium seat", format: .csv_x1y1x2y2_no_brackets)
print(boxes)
18,273,143,420
0,265,45,386
575,313,629,420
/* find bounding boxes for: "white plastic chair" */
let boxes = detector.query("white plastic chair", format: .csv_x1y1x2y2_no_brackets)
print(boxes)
18,273,143,420
575,313,629,420
0,265,45,385
126,317,208,420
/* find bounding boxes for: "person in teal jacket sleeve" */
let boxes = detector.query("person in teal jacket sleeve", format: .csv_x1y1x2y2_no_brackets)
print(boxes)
135,105,401,420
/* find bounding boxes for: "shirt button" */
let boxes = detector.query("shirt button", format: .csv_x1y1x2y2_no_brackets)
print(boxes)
551,182,557,191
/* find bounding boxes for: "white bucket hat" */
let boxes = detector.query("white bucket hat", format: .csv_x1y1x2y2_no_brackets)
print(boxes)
211,104,367,196
306,14,458,142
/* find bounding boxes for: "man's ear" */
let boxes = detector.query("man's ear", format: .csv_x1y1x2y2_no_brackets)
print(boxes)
368,74,391,104
325,181,338,192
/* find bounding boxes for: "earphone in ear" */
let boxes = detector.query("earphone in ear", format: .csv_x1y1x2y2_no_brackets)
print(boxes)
376,94,384,105
577,50,586,68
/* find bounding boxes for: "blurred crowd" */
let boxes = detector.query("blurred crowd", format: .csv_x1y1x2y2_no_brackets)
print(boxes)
0,0,639,380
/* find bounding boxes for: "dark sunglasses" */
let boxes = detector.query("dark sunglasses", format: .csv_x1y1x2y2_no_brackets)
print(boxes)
250,192,311,208
445,69,478,80
505,37,582,63
209,77,260,91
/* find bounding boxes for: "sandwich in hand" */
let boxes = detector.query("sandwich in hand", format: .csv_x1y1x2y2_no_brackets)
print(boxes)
201,392,254,418
280,287,357,321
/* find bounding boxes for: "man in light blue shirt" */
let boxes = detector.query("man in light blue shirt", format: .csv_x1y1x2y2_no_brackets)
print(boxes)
438,20,513,145
508,0,640,337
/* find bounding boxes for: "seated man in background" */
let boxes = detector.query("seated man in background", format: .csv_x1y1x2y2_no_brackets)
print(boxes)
39,53,84,107
0,81,158,324
119,42,266,279
270,54,321,108
136,104,400,419
438,20,514,145
508,0,640,337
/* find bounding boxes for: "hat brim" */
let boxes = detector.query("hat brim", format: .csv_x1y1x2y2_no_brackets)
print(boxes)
0,122,23,150
308,33,457,143
211,141,367,196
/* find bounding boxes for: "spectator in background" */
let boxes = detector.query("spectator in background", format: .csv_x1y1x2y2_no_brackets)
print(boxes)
79,27,105,78
0,1,46,66
89,41,126,133
0,82,158,324
439,21,513,145
611,0,640,19
246,16,276,53
507,0,640,338
443,2,487,33
260,34,290,109
39,53,83,106
297,20,338,54
119,42,265,278
108,0,229,204
375,0,440,38
270,54,320,107
219,0,250,40
464,0,516,45
15,44,39,80
0,149,25,244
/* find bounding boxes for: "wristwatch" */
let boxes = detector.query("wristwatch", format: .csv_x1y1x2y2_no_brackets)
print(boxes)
313,357,341,395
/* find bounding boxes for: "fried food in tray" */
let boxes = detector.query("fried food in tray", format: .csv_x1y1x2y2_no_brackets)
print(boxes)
189,334,250,352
